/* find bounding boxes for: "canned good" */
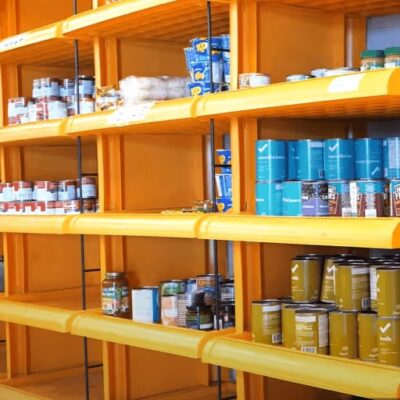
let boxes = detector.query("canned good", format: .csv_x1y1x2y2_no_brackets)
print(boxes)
295,308,329,354
335,263,370,311
0,182,14,202
328,181,352,217
354,179,385,218
131,286,160,323
32,79,41,99
185,278,197,293
377,267,400,317
324,139,354,180
358,311,378,362
286,74,314,82
255,181,283,216
29,102,45,122
60,79,75,100
54,201,65,215
291,255,322,302
67,97,96,116
256,140,287,181
12,181,33,202
282,304,307,349
220,282,235,302
63,200,80,214
196,274,220,306
383,137,400,179
239,73,271,88
177,292,204,327
14,202,25,215
26,201,56,215
8,97,30,125
76,177,97,199
377,317,400,366
46,100,67,120
160,279,186,296
297,140,324,181
390,179,400,216
251,300,282,345
216,302,235,329
329,310,358,358
78,75,95,98
321,256,344,303
186,304,214,331
161,295,179,326
102,272,130,318
287,141,298,181
57,180,76,201
40,77,61,100
355,138,383,179
33,181,58,201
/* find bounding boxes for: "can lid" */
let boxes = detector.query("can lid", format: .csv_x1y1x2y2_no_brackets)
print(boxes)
329,309,357,314
336,262,369,267
385,47,400,56
295,308,327,314
252,299,280,305
361,49,384,59
160,279,185,284
294,254,323,261
105,272,125,278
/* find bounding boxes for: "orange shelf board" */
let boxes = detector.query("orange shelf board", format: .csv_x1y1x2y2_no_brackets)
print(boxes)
263,0,400,16
198,214,400,249
203,333,400,399
0,385,46,400
62,0,229,42
196,69,400,120
0,287,100,333
71,310,234,358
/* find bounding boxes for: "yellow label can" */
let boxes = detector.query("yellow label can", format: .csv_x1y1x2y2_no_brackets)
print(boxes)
358,311,378,362
329,310,358,358
321,256,343,303
377,317,400,366
251,300,282,345
377,267,400,317
295,308,329,354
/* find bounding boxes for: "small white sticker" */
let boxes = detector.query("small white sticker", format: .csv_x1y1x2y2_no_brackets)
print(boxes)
328,74,364,94
108,102,155,126
0,34,28,50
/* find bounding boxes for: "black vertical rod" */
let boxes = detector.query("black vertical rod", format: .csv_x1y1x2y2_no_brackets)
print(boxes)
73,1,90,400
207,3,222,400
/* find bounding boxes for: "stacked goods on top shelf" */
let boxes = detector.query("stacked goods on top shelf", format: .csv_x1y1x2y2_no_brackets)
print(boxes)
256,137,400,217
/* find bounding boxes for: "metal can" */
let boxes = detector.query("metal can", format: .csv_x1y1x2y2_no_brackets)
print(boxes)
282,304,314,349
255,181,283,216
355,179,385,218
302,181,329,216
358,311,378,362
297,139,324,181
67,96,96,116
46,100,67,120
251,300,282,345
33,181,58,201
160,279,186,296
255,140,287,181
12,181,33,202
196,274,220,306
57,180,76,201
32,79,42,99
390,179,400,216
324,139,354,180
54,201,65,215
78,75,95,98
369,263,385,311
60,79,75,101
355,138,383,179
295,308,329,354
7,97,30,125
239,73,271,88
383,137,400,179
287,140,298,181
377,267,400,317
76,177,97,199
321,256,344,303
291,255,322,302
328,181,352,217
335,263,370,311
329,310,358,358
220,281,235,302
161,294,179,326
1,182,14,202
217,302,235,329
185,278,197,293
63,200,80,214
131,286,160,323
377,316,400,366
177,292,204,327
40,77,61,100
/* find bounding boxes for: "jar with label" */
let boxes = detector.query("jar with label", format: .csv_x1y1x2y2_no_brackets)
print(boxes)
360,50,384,71
102,272,130,318
385,47,400,68
186,304,214,331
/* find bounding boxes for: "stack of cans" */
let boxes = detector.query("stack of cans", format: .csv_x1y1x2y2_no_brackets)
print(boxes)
215,149,232,212
184,35,230,96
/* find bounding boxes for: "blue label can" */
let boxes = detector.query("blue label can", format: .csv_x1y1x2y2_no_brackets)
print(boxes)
216,197,232,212
301,181,329,216
131,286,160,323
324,138,354,180
256,181,283,216
390,179,400,216
297,140,324,181
328,180,351,217
355,138,383,179
383,137,400,178
287,140,299,180
282,181,302,216
356,179,385,217
256,140,287,181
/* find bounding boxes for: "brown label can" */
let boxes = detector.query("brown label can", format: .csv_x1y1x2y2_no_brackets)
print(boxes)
295,308,329,354
321,256,344,303
335,263,370,311
291,256,322,302
329,310,358,358
377,317,400,366
251,300,282,345
377,267,400,317
358,311,378,362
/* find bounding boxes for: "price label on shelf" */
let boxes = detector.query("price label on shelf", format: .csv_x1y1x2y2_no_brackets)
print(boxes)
0,34,28,51
108,102,155,126
328,74,364,94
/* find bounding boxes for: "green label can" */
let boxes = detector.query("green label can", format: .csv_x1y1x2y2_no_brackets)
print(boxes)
251,300,282,345
377,267,400,317
378,317,400,366
329,310,358,358
295,308,329,354
160,279,186,296
358,311,378,362
291,255,322,302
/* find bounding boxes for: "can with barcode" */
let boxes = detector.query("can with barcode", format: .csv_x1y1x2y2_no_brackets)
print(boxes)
335,263,370,311
33,181,58,201
12,181,33,201
377,267,400,317
295,308,329,354
251,300,282,345
0,182,14,202
358,311,378,362
291,255,323,303
76,177,97,199
328,181,351,217
377,316,400,366
57,180,76,201
321,256,344,303
329,310,358,358
356,179,385,217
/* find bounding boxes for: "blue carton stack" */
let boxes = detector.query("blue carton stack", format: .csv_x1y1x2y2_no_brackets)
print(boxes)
215,149,232,212
184,35,230,96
